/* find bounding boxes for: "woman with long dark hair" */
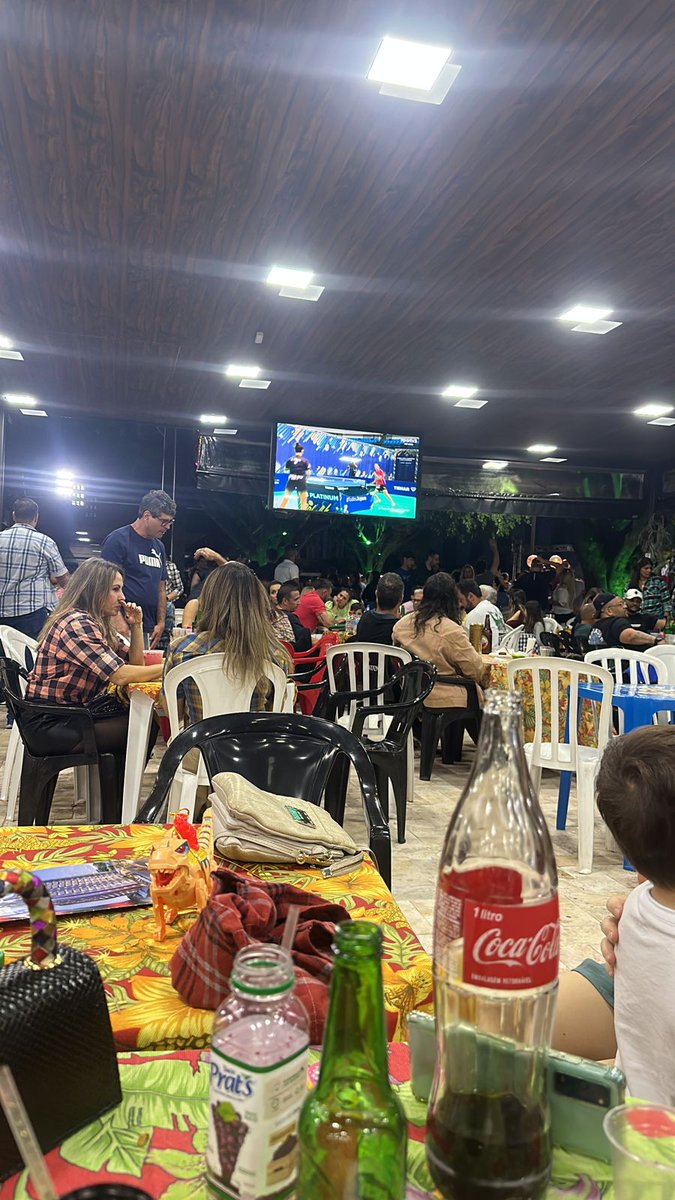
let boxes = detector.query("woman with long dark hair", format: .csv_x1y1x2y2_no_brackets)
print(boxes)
24,559,163,799
629,556,671,621
392,572,483,708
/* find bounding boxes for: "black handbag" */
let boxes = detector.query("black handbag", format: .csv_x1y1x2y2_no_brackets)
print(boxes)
0,867,122,1181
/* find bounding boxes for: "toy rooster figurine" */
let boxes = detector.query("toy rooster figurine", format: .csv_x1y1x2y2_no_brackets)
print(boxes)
148,808,214,940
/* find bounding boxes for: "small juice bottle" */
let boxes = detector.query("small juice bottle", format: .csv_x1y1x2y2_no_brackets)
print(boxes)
207,944,309,1200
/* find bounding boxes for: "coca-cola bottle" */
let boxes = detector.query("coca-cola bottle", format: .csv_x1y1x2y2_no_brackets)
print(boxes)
426,688,559,1200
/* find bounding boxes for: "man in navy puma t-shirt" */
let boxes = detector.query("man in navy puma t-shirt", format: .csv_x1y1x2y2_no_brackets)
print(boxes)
101,489,176,647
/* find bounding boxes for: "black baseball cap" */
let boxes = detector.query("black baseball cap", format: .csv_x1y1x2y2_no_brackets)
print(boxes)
593,591,617,614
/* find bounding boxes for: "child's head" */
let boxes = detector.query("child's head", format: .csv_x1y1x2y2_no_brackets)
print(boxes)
596,727,675,887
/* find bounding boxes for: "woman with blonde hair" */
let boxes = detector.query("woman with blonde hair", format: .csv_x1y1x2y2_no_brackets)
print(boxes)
24,559,164,801
163,562,290,725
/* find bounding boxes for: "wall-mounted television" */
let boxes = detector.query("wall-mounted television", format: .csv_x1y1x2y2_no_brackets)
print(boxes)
270,423,421,519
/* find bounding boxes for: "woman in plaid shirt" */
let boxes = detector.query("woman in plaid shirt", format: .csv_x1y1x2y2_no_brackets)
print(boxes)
163,563,290,726
24,559,164,766
629,557,672,621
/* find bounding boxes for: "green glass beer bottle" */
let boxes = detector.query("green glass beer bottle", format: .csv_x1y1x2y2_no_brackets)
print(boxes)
296,921,407,1200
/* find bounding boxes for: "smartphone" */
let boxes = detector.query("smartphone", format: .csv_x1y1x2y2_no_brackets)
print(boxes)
547,1049,624,1162
408,1014,624,1163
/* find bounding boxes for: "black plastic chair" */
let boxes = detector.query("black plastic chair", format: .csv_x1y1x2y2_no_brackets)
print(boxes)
324,660,436,843
419,676,483,781
540,630,583,660
0,657,121,825
137,711,392,887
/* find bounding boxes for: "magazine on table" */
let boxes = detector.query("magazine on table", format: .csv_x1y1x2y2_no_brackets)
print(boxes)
0,859,152,923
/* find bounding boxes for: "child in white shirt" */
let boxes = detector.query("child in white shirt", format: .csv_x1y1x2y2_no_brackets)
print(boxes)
596,726,675,1104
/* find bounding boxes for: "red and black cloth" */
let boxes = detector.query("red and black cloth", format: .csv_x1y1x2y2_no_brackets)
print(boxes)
170,868,350,1044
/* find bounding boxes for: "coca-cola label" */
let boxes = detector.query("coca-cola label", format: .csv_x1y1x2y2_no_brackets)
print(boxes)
462,896,560,990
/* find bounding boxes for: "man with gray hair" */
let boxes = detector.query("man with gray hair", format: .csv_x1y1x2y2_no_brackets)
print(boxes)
102,489,176,648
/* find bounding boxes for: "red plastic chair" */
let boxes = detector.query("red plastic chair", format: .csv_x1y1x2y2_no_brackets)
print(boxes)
285,633,341,715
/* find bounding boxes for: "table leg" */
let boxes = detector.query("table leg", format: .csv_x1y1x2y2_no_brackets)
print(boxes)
121,691,155,824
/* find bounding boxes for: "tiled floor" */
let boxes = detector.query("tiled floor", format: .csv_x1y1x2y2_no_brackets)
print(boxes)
0,718,635,971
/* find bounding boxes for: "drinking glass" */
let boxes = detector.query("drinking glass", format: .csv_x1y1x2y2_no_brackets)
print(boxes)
604,1103,675,1200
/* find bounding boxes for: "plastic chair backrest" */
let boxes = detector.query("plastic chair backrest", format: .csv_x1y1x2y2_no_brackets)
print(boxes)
507,657,614,771
499,625,524,651
645,644,675,686
585,648,666,686
163,652,286,737
325,643,411,726
137,711,391,885
366,660,436,748
0,626,37,672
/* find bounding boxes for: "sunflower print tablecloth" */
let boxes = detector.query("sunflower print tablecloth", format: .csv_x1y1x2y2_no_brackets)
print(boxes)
0,824,433,1051
0,1045,614,1200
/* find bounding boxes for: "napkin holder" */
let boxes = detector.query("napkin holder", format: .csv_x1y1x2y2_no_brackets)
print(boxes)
0,868,121,1181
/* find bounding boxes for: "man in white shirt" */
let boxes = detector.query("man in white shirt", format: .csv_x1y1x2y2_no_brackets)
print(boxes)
274,547,300,584
459,581,506,651
596,727,675,1105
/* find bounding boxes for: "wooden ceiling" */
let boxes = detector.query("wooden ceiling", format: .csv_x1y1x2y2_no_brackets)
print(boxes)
1,0,675,469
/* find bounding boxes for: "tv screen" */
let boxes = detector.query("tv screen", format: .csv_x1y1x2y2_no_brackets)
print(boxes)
270,423,420,519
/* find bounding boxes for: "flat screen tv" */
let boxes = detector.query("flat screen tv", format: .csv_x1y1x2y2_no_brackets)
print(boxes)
270,423,421,519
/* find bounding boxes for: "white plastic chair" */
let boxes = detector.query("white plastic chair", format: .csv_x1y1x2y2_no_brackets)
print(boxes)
0,626,99,823
325,642,415,818
507,657,614,873
645,643,675,686
585,648,667,731
498,625,525,652
163,653,287,817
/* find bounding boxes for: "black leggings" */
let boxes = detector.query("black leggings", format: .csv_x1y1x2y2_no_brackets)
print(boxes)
20,708,159,822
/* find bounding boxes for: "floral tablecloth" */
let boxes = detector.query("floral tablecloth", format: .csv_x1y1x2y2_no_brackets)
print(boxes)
484,657,598,747
0,825,432,1050
0,1045,614,1200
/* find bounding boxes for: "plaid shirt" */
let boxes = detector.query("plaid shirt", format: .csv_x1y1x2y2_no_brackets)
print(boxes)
166,560,183,600
0,523,66,617
25,610,124,705
162,631,288,724
642,575,672,618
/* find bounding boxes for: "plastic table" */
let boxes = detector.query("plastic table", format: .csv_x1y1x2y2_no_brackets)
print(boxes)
578,681,675,731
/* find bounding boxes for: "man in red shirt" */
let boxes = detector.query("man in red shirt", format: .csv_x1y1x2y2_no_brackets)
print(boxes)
295,578,334,633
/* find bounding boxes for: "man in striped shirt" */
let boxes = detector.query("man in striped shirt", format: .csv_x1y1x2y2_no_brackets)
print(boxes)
0,498,69,638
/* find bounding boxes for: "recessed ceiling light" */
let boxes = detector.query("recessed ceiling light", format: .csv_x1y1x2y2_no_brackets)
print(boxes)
3,393,37,406
443,384,478,399
0,335,14,350
570,320,622,335
454,398,487,409
200,414,228,424
548,493,561,497
225,363,260,378
266,267,313,289
368,36,451,91
77,536,91,542
277,284,324,302
0,350,24,361
648,417,675,427
482,460,508,470
20,408,47,417
527,443,557,454
75,530,88,535
541,456,567,463
559,305,612,323
635,402,673,418
239,379,271,389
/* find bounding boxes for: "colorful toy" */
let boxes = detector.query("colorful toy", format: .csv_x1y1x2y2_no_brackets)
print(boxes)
148,807,214,940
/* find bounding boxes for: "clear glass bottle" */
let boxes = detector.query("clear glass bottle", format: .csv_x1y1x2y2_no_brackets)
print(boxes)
207,944,309,1200
426,689,560,1200
297,921,406,1200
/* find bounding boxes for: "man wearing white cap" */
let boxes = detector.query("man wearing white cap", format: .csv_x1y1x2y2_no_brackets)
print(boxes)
624,587,666,635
